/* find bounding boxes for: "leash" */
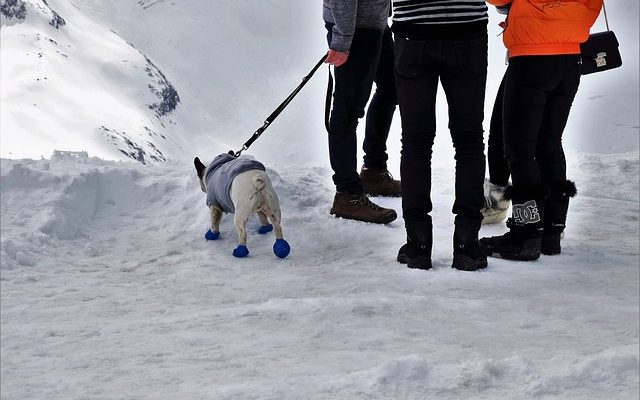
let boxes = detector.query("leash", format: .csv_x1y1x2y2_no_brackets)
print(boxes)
229,54,332,157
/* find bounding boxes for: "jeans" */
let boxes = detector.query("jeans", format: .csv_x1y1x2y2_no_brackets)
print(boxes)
394,33,488,235
503,55,581,225
326,24,397,194
487,74,511,187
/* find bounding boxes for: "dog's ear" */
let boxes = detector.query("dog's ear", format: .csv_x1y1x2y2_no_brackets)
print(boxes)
194,157,206,179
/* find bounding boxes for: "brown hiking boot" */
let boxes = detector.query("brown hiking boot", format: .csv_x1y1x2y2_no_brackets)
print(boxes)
359,167,402,197
330,192,397,224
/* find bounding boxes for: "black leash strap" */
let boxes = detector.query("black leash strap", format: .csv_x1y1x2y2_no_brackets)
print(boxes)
230,54,330,157
325,64,334,133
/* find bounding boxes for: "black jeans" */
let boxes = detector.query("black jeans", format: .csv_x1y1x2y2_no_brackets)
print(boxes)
503,55,581,227
487,73,511,187
326,25,397,194
395,33,487,235
503,55,580,197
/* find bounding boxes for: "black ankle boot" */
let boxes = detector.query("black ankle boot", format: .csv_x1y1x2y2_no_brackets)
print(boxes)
541,231,562,255
452,230,487,271
542,180,576,256
479,218,543,261
397,225,432,270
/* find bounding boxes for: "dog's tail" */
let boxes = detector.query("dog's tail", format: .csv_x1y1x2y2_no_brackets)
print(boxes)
253,173,267,192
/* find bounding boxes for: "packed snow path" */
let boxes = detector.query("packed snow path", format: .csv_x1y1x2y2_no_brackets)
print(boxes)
1,151,638,399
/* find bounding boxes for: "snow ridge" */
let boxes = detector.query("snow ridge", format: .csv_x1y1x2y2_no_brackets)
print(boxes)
1,151,638,399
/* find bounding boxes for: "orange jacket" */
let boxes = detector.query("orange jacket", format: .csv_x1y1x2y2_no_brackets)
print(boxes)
487,0,603,57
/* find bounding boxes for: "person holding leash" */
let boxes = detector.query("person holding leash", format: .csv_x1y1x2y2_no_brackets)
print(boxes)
392,0,490,271
480,0,603,261
323,0,401,225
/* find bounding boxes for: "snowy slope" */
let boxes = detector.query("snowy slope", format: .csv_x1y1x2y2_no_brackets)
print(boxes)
66,0,332,167
2,0,638,168
1,0,184,163
43,0,640,169
1,150,638,399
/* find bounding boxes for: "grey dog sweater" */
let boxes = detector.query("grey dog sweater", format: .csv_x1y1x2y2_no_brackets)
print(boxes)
323,0,391,52
204,154,265,213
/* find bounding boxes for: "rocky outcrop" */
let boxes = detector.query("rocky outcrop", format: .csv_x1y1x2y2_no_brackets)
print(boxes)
144,56,180,118
99,126,167,164
1,0,27,20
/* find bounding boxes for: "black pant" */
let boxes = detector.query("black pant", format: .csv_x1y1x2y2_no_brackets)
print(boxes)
395,33,487,234
487,73,511,187
326,25,397,194
503,55,580,200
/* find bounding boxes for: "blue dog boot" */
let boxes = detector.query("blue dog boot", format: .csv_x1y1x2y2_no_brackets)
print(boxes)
273,239,290,258
205,229,220,241
233,245,249,258
258,224,273,234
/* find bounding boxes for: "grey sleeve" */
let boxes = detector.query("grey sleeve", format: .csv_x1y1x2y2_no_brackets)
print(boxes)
330,0,358,52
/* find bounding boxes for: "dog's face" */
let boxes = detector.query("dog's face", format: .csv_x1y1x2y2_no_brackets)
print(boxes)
194,157,207,193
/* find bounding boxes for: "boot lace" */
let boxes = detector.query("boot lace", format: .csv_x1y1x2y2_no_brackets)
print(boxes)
349,194,384,211
380,170,394,180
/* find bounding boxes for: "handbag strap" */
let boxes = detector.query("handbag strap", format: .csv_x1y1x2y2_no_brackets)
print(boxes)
603,0,610,31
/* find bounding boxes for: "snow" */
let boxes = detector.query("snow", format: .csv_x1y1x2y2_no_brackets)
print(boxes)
1,150,638,399
1,0,185,162
1,0,639,398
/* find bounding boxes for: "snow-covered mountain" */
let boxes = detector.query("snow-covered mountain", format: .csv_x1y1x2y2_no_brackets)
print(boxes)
1,0,185,163
2,1,638,167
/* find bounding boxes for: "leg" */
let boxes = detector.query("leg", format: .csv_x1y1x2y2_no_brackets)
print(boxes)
394,36,439,269
440,32,488,239
326,26,398,223
266,207,290,258
482,73,511,225
267,208,284,240
503,56,560,197
210,206,222,233
232,212,250,257
487,73,511,187
439,32,488,270
363,26,397,171
395,37,438,228
480,56,563,261
205,206,222,240
326,25,383,194
536,56,581,253
257,210,269,226
257,210,273,234
359,26,402,197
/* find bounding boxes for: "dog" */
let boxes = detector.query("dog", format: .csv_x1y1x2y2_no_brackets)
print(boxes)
194,153,290,258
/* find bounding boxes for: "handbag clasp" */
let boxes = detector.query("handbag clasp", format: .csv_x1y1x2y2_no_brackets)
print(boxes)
596,52,607,67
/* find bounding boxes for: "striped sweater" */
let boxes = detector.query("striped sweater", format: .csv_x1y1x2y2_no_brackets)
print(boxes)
392,0,488,39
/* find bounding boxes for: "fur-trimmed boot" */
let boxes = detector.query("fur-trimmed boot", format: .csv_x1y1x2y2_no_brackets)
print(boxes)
480,217,543,261
481,180,511,225
397,222,432,270
480,185,547,261
542,180,577,255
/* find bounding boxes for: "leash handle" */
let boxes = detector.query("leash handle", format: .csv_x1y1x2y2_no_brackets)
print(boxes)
231,54,329,157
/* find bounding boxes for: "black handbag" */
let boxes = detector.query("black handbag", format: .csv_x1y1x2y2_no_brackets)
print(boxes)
580,2,622,75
